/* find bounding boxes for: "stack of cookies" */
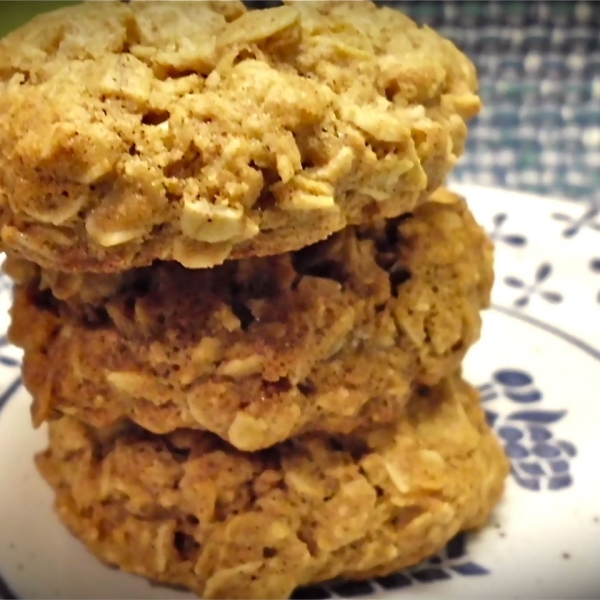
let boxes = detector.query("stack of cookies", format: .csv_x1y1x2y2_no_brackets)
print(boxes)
0,2,508,598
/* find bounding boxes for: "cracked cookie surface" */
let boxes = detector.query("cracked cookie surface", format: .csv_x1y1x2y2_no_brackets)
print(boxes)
36,375,508,599
8,189,494,450
0,1,480,272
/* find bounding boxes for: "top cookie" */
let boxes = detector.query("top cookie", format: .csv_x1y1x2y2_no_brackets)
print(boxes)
0,1,480,272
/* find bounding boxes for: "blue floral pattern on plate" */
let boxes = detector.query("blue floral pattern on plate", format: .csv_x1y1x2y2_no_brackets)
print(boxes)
480,369,576,492
503,263,563,308
292,533,489,599
488,213,528,247
551,204,600,238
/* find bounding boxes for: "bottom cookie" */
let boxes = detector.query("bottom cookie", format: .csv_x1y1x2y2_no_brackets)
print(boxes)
36,375,508,599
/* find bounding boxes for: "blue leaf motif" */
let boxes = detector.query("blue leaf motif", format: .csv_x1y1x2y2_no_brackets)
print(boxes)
505,390,542,403
0,377,22,412
376,573,412,590
511,467,541,491
492,213,507,227
484,410,499,427
540,291,562,304
532,443,561,459
549,474,573,490
480,389,498,402
493,369,532,387
291,586,332,599
498,426,524,442
557,440,577,457
529,426,552,442
503,235,527,247
504,276,525,289
450,562,489,577
550,460,570,474
331,581,375,597
445,534,466,560
412,568,451,583
514,295,530,308
535,263,552,283
0,356,20,367
505,443,529,459
519,462,545,476
563,226,578,239
507,409,566,424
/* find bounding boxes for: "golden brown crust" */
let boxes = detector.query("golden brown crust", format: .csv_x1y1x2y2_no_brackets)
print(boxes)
0,1,480,272
36,375,508,599
8,191,494,450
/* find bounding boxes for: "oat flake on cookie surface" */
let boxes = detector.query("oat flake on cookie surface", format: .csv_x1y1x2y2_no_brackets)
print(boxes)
0,1,480,272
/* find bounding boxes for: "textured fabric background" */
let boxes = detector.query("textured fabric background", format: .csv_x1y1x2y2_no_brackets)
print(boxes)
389,1,600,204
0,1,599,203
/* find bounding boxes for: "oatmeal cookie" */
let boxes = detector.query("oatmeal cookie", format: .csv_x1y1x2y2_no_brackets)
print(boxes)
37,375,508,599
0,1,480,272
9,190,493,450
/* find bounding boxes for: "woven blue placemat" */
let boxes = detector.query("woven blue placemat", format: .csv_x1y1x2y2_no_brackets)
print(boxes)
390,1,600,203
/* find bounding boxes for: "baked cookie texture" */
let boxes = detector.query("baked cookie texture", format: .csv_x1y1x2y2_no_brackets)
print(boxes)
8,191,494,451
0,0,480,272
36,375,509,600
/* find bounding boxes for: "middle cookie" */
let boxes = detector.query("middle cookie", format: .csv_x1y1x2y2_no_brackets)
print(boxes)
9,189,493,451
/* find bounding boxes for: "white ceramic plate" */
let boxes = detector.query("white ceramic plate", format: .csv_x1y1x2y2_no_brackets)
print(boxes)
1,185,599,600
